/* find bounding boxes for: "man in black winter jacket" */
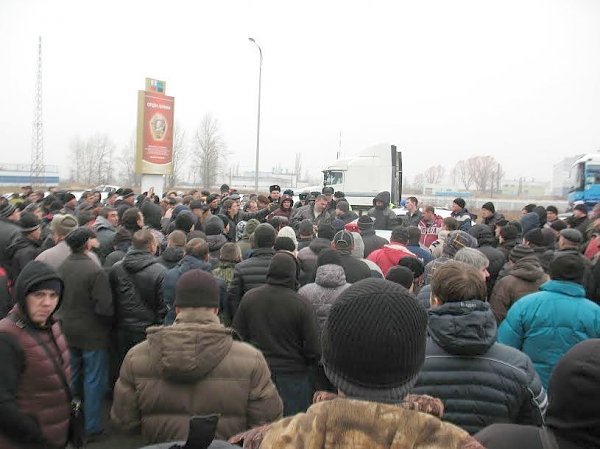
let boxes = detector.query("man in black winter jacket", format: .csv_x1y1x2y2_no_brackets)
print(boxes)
227,224,276,318
357,215,388,258
109,229,166,367
476,339,600,449
0,201,22,280
232,251,320,417
413,261,547,435
367,191,398,230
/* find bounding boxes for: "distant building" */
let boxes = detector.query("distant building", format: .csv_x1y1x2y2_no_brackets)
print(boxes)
0,163,59,186
500,178,550,197
552,155,583,197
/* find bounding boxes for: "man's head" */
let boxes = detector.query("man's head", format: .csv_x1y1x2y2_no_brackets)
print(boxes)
451,198,466,213
167,230,187,248
65,227,96,254
322,278,428,403
269,185,281,201
18,212,42,242
430,261,488,307
522,203,537,215
559,228,583,249
298,219,314,238
189,200,209,219
244,200,258,213
523,228,546,248
0,200,20,222
174,269,220,315
132,229,157,254
121,188,136,205
390,226,409,245
175,212,195,234
322,186,334,203
122,207,143,231
549,254,584,284
386,266,414,291
335,200,350,217
572,204,587,219
480,202,495,219
314,194,328,213
422,205,436,222
252,223,277,249
256,195,270,210
454,247,490,281
357,215,374,233
223,199,240,216
317,223,336,241
280,196,293,210
499,223,519,243
15,261,63,327
443,230,478,257
443,216,459,232
100,206,119,227
406,226,421,246
332,230,354,253
184,237,209,261
219,242,242,263
546,205,559,222
50,214,78,243
406,197,418,213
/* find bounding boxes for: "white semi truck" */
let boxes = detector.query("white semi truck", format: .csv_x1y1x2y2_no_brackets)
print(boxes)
322,144,403,211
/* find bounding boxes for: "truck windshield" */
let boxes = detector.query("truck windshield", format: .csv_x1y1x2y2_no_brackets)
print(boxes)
586,164,600,186
570,162,585,192
323,170,343,186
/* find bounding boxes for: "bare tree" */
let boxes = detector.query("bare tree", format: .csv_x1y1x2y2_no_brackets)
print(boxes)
192,114,227,189
467,155,501,192
69,133,115,185
116,134,138,187
413,173,425,192
294,152,303,183
423,165,445,184
165,122,187,188
451,160,475,191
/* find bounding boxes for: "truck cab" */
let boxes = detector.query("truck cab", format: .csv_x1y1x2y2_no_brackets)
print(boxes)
322,144,402,211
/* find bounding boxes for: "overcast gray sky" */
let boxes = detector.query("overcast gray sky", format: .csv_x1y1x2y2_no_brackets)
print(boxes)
2,0,600,184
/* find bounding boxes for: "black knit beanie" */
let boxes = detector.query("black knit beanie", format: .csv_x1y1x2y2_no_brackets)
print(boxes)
322,278,428,403
174,269,220,308
317,248,342,267
253,223,276,248
550,254,584,283
386,266,414,290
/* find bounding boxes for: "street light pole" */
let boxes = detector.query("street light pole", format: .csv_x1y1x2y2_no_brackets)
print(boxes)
248,37,262,195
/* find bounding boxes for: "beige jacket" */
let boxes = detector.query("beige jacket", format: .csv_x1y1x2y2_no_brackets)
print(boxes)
261,397,483,449
111,309,283,443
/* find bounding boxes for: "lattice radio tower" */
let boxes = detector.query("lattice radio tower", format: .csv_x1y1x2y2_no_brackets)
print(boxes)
30,36,44,185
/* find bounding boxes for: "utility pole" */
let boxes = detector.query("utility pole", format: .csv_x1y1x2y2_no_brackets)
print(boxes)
30,36,45,186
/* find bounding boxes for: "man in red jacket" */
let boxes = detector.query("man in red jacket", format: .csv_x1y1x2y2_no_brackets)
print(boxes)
367,227,416,277
418,206,444,248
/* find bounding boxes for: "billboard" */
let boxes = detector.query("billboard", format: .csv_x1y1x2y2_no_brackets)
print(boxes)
135,86,175,175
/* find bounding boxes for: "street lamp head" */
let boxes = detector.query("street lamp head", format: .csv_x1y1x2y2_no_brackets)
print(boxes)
248,37,255,43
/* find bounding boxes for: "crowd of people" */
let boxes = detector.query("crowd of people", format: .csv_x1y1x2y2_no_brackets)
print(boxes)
0,183,599,449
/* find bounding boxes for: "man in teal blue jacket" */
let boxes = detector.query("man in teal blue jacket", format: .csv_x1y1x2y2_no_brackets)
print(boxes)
498,254,600,388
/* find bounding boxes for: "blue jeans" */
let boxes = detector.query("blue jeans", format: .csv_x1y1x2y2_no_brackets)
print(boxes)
70,348,108,435
272,373,312,416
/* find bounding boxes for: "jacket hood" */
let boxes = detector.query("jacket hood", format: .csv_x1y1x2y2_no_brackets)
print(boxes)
546,339,600,447
309,237,332,254
427,300,497,356
520,212,540,236
467,224,495,247
206,234,228,252
93,215,116,232
146,310,233,383
267,251,299,290
123,249,158,273
113,227,133,252
160,246,184,263
140,200,163,230
13,261,64,326
242,218,261,240
373,191,391,208
315,264,347,288
6,235,39,258
380,244,416,264
350,232,365,259
509,257,547,282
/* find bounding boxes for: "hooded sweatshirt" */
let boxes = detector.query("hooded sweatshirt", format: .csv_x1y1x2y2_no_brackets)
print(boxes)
367,242,417,277
232,252,321,375
0,261,71,449
414,300,546,434
367,191,398,230
111,309,283,443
